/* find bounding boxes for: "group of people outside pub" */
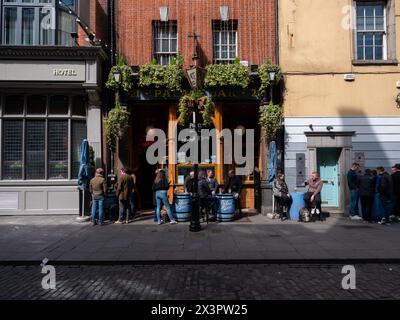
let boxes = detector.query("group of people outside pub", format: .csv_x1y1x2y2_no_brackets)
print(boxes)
88,166,242,226
347,162,400,225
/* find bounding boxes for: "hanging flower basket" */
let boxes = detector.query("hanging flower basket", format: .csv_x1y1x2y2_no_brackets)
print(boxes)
105,102,130,152
106,56,133,94
259,101,283,142
178,90,215,127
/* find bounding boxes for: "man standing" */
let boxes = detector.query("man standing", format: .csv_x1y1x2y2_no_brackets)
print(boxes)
116,167,134,224
357,169,375,222
377,166,393,225
184,171,195,194
391,164,400,218
206,169,219,218
89,168,107,226
347,162,362,220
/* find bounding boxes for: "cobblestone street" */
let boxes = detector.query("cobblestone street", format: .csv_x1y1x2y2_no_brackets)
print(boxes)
0,263,399,300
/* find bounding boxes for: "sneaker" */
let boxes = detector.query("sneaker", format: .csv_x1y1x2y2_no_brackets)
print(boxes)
114,220,123,224
158,220,164,225
316,209,320,215
170,220,178,225
378,218,387,225
351,215,362,220
311,208,316,215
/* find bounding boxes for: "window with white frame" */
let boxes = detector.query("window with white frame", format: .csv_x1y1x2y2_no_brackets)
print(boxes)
1,0,76,45
356,1,387,60
0,94,86,181
152,21,178,65
213,20,238,64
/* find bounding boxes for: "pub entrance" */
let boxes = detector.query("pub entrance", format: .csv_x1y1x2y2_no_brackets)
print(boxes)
129,104,169,210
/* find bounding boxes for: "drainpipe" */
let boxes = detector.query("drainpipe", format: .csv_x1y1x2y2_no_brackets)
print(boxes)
275,0,279,65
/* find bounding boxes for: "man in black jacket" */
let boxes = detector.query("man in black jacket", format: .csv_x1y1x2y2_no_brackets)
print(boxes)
391,164,400,218
357,169,375,222
377,166,393,225
198,170,212,220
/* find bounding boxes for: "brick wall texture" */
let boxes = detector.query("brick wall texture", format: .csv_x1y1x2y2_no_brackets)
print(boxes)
116,0,276,67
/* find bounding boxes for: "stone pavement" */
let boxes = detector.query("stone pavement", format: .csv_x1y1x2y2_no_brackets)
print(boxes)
0,263,399,300
0,213,400,262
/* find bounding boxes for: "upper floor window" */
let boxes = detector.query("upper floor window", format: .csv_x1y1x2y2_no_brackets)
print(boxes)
213,20,238,64
152,21,177,65
1,0,76,46
355,1,387,60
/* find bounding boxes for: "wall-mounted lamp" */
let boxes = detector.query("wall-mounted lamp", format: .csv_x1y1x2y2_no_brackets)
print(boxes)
113,69,121,83
160,6,169,22
326,126,334,132
268,71,276,82
220,6,229,21
309,124,313,131
396,93,400,108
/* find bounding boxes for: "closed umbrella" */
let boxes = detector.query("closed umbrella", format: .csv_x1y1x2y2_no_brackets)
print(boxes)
267,141,277,185
77,139,92,220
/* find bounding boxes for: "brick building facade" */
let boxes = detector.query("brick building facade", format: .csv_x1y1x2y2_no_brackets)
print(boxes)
112,0,278,211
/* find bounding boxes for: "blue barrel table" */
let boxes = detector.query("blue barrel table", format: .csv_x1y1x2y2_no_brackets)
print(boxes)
216,194,236,222
289,192,305,221
173,194,192,222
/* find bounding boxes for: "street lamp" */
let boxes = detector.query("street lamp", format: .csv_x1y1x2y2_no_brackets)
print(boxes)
186,65,203,232
268,71,276,103
113,69,121,83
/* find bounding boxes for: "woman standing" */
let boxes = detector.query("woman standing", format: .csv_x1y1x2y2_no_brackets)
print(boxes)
272,173,292,220
152,170,178,225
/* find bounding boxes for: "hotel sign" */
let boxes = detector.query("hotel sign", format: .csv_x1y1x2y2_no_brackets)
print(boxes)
0,60,85,82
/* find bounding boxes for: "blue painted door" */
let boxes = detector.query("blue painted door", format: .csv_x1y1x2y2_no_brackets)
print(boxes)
317,148,340,207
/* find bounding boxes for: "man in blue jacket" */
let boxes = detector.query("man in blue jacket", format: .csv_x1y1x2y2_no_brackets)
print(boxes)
347,162,361,220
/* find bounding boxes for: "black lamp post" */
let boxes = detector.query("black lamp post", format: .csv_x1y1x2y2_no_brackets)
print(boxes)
186,66,203,232
108,69,121,186
260,70,276,215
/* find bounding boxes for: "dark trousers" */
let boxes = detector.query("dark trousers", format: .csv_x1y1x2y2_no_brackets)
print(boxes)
360,195,373,222
380,196,392,221
304,192,322,213
392,194,400,216
118,200,130,222
275,195,292,218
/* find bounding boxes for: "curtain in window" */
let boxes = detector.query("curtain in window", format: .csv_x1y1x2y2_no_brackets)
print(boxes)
22,7,35,45
4,7,18,45
48,121,68,179
2,120,23,180
58,10,75,46
26,121,46,180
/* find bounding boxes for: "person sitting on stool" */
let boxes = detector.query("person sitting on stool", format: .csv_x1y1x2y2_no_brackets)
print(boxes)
303,172,324,221
272,173,292,221
224,170,242,213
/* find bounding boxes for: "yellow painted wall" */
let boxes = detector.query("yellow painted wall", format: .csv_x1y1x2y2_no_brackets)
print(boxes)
280,0,400,116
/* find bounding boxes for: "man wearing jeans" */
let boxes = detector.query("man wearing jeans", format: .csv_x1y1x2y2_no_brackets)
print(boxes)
347,162,361,220
116,167,133,224
89,168,107,226
377,166,393,225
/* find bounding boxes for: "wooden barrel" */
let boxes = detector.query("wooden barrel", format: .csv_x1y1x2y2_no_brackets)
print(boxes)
173,194,192,222
216,194,236,222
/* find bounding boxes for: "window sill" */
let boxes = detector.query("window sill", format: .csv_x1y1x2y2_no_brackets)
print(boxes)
352,59,398,66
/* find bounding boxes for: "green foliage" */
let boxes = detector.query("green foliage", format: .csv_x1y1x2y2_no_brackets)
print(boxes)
259,101,283,142
105,102,130,152
204,63,250,89
258,59,282,98
178,90,215,127
106,56,133,94
139,53,184,93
